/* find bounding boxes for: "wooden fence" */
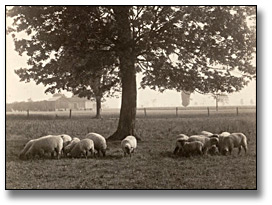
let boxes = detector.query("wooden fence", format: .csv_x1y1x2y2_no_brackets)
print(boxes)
7,106,256,119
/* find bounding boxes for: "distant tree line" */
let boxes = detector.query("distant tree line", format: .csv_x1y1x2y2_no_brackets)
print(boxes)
6,101,56,112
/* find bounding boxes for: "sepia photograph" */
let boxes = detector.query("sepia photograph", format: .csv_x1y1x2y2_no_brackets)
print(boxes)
5,5,256,190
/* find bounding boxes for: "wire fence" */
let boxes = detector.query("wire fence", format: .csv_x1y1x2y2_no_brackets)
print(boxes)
6,106,256,119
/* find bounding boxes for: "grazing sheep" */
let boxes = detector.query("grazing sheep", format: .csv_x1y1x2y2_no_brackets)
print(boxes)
188,135,219,154
63,137,80,156
121,135,137,157
183,141,204,157
220,133,248,155
173,134,189,155
218,132,231,153
23,135,64,159
69,138,95,159
85,132,107,157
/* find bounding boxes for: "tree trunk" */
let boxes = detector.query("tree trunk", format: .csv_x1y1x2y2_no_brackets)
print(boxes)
216,97,218,111
94,96,102,119
108,7,139,141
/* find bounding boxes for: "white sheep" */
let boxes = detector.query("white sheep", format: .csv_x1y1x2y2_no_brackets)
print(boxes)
173,134,189,155
200,131,213,137
183,141,204,157
19,139,38,159
220,133,248,155
85,132,107,157
218,132,231,153
188,135,219,154
121,135,137,157
59,134,72,143
69,138,95,158
63,137,80,156
23,135,64,159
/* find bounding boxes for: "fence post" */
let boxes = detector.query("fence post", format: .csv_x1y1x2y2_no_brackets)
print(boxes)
236,107,239,116
144,108,147,117
176,107,178,117
27,109,29,118
207,107,210,116
69,109,72,119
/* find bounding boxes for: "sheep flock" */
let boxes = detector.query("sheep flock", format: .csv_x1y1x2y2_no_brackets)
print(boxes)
19,130,247,160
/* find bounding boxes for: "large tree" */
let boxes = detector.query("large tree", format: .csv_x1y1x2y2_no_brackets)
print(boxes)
7,6,256,140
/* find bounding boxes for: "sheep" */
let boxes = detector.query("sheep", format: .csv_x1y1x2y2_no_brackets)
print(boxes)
218,132,231,153
85,132,107,157
121,135,137,157
19,135,54,159
23,135,64,159
19,139,38,159
69,138,95,159
220,133,248,155
63,137,80,156
183,141,204,157
59,134,72,143
220,132,231,137
173,134,189,155
188,135,219,154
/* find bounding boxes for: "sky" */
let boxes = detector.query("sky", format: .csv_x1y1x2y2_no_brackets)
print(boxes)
5,9,256,108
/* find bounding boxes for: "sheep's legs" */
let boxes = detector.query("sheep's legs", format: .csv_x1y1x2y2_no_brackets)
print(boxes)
238,146,242,155
173,147,179,154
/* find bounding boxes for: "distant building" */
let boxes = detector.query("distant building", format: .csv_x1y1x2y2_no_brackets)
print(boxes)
47,94,69,111
68,95,94,110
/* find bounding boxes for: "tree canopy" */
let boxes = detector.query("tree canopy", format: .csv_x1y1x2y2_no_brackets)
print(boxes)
7,6,256,95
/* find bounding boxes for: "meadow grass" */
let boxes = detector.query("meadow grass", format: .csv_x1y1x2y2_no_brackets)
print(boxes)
6,112,256,189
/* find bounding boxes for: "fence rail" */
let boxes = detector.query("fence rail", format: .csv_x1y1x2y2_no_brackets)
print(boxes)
6,106,256,119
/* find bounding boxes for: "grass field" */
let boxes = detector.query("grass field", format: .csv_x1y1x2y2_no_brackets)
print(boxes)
6,111,256,189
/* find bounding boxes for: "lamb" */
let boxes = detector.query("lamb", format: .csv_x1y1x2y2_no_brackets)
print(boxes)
220,133,248,155
188,135,219,154
121,135,137,157
85,132,107,157
69,138,95,158
63,137,80,156
183,141,204,157
173,134,189,155
23,135,64,159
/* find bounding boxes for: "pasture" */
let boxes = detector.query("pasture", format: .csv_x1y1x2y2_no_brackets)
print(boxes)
6,110,256,189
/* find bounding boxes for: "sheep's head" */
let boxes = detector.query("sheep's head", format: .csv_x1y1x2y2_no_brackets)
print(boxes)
177,139,187,147
124,144,133,154
210,137,219,146
101,149,107,157
222,148,229,155
210,134,219,138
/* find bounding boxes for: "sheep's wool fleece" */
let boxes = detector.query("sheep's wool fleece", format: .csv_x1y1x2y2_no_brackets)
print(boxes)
121,136,137,149
85,133,107,150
